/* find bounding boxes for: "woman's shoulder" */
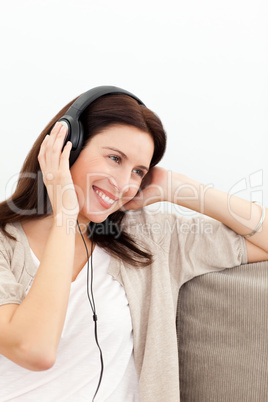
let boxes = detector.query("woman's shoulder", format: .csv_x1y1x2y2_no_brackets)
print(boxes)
0,221,38,290
123,207,170,229
1,221,27,241
122,208,181,248
122,207,231,249
0,221,29,260
122,207,200,232
0,222,36,304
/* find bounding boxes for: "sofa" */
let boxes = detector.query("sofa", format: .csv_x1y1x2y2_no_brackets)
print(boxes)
177,260,268,402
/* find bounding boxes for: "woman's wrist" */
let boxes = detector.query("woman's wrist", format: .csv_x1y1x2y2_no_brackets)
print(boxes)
52,212,78,234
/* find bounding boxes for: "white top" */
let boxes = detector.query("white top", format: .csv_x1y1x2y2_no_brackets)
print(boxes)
0,245,139,401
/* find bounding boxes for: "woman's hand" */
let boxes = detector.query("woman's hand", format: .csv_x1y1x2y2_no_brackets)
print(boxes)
38,122,79,221
123,167,170,211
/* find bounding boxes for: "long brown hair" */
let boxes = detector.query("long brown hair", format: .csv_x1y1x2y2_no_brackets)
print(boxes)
0,92,166,267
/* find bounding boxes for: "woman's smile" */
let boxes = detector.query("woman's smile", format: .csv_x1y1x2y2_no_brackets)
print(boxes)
93,185,118,209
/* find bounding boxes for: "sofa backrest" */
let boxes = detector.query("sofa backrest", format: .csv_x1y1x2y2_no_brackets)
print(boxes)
177,260,268,402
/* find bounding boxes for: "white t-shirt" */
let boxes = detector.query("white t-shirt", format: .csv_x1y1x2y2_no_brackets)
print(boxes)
0,245,139,401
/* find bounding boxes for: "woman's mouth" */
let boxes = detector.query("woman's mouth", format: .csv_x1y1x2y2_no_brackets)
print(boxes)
93,185,118,209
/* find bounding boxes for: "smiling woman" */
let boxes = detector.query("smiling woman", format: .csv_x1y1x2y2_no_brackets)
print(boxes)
0,89,167,401
0,86,267,402
0,92,166,267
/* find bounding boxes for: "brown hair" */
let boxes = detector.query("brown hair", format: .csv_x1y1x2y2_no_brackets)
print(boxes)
0,93,166,267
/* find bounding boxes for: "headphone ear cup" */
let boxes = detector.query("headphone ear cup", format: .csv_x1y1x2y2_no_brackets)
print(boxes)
69,120,84,167
58,117,84,167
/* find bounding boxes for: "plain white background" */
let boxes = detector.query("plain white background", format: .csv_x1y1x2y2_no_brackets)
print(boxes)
1,0,267,209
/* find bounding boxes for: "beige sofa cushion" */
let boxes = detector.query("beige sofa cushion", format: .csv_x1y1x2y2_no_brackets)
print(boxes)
177,260,268,401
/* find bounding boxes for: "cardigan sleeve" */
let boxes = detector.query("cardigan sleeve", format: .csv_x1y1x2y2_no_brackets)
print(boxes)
125,209,248,287
159,212,248,286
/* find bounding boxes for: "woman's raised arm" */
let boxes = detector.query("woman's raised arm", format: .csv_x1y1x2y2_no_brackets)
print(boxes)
124,168,268,263
0,123,79,371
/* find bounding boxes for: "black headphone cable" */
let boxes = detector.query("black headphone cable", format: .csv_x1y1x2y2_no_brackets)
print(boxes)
76,220,104,402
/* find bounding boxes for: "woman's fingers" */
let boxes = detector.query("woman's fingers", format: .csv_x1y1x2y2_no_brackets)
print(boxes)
46,124,68,170
60,140,73,170
38,135,49,173
49,121,62,140
39,122,70,170
45,122,62,157
38,122,78,217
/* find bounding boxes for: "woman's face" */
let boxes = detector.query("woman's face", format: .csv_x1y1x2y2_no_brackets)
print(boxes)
70,124,155,224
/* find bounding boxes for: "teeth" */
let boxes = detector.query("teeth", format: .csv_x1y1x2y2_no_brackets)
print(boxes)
95,188,115,204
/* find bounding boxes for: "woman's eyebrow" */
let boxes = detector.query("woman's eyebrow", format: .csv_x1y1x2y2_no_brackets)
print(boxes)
102,146,149,172
102,146,128,160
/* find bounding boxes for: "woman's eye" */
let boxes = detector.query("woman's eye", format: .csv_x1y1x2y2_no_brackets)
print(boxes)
109,155,121,164
133,169,145,178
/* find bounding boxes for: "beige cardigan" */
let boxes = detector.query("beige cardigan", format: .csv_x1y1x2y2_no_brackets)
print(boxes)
0,209,247,401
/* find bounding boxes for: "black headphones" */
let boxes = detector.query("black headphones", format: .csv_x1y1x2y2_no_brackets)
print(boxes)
58,85,145,166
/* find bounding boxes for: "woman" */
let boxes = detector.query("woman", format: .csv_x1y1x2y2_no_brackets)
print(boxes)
0,86,267,402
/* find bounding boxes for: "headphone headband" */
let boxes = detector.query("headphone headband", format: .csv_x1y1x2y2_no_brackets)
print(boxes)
58,85,145,166
67,85,145,118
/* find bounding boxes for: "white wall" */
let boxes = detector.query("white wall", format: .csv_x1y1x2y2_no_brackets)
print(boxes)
1,0,267,207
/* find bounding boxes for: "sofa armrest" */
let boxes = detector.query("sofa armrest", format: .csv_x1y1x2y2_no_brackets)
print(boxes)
177,260,268,402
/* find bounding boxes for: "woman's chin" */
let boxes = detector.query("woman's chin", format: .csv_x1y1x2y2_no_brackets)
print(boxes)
81,208,117,224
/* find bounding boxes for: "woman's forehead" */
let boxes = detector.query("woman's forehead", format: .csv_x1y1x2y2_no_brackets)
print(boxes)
87,125,154,159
